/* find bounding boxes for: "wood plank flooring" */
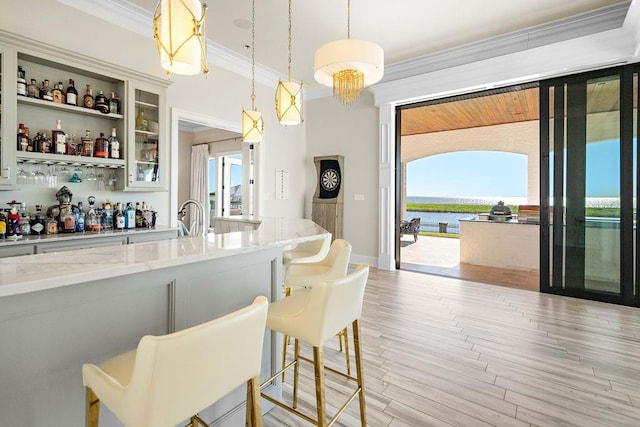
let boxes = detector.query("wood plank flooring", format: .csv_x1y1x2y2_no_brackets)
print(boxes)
263,267,640,426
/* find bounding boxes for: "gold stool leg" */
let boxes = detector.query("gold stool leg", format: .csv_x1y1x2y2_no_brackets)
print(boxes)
353,319,367,426
281,286,292,381
342,327,351,376
292,338,301,408
313,346,327,427
246,377,263,427
85,387,100,427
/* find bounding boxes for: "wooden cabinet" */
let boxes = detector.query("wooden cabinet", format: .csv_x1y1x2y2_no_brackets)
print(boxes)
0,30,169,192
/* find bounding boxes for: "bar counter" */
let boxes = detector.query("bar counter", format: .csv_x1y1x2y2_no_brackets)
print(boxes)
0,217,329,426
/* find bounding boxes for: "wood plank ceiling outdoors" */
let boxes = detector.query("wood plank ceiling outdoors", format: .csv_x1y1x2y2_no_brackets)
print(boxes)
400,79,626,137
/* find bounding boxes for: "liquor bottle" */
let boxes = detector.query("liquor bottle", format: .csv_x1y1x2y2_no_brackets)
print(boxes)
125,203,136,229
76,202,85,233
95,90,109,114
0,211,6,240
83,84,94,109
27,79,39,98
136,110,148,131
115,203,125,230
80,130,94,157
66,79,78,106
52,120,67,155
65,134,77,156
94,132,109,158
30,205,45,235
25,127,33,152
109,127,120,159
31,132,43,153
52,82,64,104
40,79,53,101
109,92,120,114
62,207,76,233
86,197,99,231
135,202,143,228
41,135,52,154
19,203,31,236
46,215,59,235
17,66,27,96
102,202,113,230
17,123,29,152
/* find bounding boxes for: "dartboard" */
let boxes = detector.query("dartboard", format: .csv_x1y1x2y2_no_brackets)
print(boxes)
320,168,340,191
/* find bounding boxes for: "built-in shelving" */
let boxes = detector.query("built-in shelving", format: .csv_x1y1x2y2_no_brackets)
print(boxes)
18,96,124,120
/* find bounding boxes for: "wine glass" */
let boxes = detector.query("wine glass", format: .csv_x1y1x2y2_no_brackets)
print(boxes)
33,164,46,185
16,162,28,185
57,162,70,178
107,166,118,188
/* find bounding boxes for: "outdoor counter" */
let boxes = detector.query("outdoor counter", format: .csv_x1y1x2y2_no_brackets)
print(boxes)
459,219,540,271
0,217,329,426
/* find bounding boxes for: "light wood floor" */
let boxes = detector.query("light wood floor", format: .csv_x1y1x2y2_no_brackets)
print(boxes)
264,267,640,426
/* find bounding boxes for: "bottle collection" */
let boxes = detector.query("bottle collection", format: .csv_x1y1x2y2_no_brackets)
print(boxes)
0,189,157,240
17,120,121,160
17,65,121,115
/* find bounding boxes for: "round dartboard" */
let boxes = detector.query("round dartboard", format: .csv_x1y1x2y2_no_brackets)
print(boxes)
320,168,340,192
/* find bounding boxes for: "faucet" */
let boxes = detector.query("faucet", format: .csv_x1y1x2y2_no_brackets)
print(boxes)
177,199,206,237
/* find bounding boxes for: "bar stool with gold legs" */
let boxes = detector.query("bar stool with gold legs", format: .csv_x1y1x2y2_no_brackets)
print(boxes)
282,238,353,377
261,264,370,427
82,296,268,427
282,234,332,270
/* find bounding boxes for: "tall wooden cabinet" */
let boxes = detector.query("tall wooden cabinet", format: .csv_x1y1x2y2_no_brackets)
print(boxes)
0,30,170,192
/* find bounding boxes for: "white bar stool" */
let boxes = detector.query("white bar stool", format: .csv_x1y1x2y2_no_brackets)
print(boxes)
261,264,370,427
82,296,268,427
282,234,331,269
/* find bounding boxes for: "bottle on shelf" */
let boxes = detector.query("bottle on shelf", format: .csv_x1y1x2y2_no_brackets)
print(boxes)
136,110,148,131
52,82,64,104
109,92,120,114
46,215,59,235
66,79,78,106
135,202,143,228
61,206,76,233
125,203,136,229
19,203,31,236
40,79,53,101
83,84,94,109
94,132,109,158
95,90,109,114
109,127,120,159
86,196,99,231
102,201,113,230
30,205,45,235
25,127,33,152
27,79,39,98
76,202,85,233
52,120,67,155
17,123,29,152
115,203,125,230
17,65,27,96
80,130,94,157
66,134,78,156
0,211,6,240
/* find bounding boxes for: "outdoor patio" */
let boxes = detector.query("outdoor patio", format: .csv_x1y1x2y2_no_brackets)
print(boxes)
400,235,539,291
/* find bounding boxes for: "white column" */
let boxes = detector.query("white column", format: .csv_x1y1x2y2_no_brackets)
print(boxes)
378,104,395,270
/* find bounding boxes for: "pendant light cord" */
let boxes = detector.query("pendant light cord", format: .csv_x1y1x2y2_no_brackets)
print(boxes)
288,0,293,81
347,0,351,39
251,0,256,110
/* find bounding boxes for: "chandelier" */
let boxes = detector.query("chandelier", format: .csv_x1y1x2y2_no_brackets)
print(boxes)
314,0,383,104
153,0,209,76
275,0,303,125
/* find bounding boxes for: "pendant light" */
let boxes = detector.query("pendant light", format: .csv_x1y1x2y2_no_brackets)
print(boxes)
275,0,303,125
153,0,209,76
314,0,383,104
242,0,264,143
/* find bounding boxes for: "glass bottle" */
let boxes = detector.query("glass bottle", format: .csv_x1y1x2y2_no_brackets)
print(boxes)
109,127,120,159
86,196,99,231
76,202,85,233
25,127,33,152
62,207,76,233
52,82,64,104
0,211,6,240
65,134,77,156
80,130,94,157
135,202,143,228
102,201,113,230
27,79,39,98
40,79,53,101
46,215,59,235
83,84,94,109
94,132,109,158
136,110,148,131
52,120,67,155
19,203,31,236
17,123,29,152
125,203,136,229
17,65,27,96
95,90,109,114
66,79,78,106
109,92,120,114
115,203,125,230
30,205,45,235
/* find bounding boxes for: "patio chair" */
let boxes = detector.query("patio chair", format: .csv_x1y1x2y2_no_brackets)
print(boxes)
400,217,420,242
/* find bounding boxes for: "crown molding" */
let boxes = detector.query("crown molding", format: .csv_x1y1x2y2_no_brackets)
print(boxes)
55,0,281,88
382,1,631,83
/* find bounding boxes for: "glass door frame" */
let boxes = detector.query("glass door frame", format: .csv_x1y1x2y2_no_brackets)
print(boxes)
540,64,638,307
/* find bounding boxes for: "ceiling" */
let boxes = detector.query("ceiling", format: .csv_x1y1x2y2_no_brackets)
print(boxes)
128,0,626,85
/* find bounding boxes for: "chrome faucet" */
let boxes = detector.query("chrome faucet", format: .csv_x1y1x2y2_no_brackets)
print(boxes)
177,199,206,237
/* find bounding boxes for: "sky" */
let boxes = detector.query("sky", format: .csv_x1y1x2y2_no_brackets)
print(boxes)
406,141,623,198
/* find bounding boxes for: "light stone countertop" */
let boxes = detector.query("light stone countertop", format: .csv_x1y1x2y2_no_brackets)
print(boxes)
0,225,177,245
0,218,329,298
213,215,263,224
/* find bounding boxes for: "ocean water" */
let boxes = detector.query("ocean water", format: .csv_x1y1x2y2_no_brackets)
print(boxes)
405,196,621,234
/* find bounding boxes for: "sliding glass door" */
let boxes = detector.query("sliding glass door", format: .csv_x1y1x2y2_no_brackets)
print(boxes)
541,65,638,306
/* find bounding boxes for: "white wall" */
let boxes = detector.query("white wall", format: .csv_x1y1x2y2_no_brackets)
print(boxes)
305,92,379,261
0,0,307,224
